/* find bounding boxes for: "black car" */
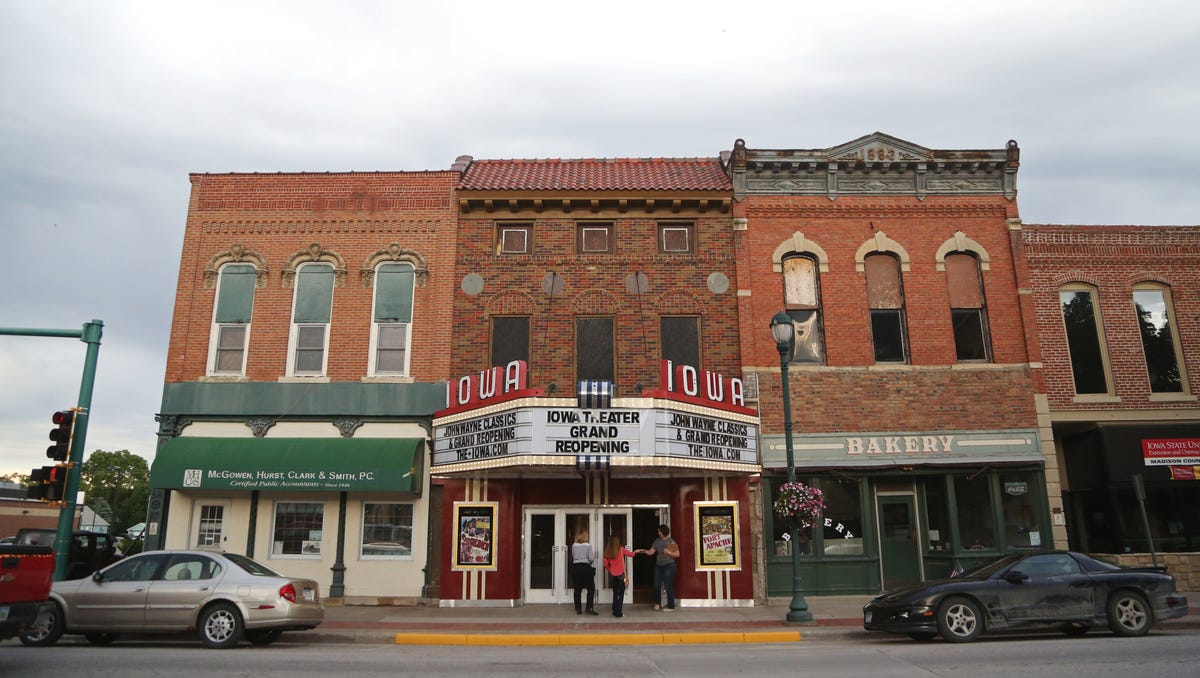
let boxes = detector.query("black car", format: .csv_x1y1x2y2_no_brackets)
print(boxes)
863,550,1189,642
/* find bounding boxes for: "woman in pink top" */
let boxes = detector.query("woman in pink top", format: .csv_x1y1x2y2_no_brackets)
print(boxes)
603,535,637,618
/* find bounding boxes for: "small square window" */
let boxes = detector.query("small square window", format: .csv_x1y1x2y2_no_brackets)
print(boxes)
214,325,247,373
496,223,532,255
659,222,694,253
577,222,612,254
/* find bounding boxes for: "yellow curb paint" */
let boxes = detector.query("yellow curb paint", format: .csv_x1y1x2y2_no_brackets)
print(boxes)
394,631,803,646
569,633,665,646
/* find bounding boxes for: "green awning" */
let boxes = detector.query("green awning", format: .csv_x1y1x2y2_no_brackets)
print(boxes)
150,437,424,494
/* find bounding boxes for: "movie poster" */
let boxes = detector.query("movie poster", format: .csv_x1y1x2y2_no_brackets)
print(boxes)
694,502,739,570
453,502,498,570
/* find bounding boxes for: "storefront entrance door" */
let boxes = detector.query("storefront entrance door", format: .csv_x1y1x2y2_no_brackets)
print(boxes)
877,494,921,589
523,507,632,605
190,500,229,550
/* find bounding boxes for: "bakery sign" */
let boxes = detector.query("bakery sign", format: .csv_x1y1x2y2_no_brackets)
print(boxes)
1142,438,1200,466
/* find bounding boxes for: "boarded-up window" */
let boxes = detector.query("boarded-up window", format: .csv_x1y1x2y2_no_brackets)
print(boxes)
576,317,615,382
578,223,612,254
496,223,532,255
661,316,700,369
492,316,530,367
782,255,824,363
865,254,906,363
946,253,990,361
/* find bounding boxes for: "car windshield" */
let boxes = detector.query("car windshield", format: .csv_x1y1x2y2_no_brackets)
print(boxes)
959,553,1026,579
224,552,283,577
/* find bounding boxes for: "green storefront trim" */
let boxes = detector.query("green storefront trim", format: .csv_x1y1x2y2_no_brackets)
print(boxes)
151,437,424,494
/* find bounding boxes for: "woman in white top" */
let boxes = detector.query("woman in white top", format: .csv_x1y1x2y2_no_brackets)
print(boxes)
570,530,598,615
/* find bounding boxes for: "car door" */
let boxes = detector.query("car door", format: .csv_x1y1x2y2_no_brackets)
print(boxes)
69,553,168,630
143,554,224,630
997,553,1093,623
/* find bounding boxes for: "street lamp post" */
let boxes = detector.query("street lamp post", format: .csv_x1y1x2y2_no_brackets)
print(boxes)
770,311,813,622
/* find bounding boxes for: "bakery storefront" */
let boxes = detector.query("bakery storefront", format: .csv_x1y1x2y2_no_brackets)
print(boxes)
431,360,760,607
760,428,1050,595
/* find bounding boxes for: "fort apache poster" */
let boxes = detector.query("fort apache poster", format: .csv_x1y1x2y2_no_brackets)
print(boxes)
453,502,497,570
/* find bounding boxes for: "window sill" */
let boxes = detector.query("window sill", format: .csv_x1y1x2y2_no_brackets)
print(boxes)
278,376,330,383
1072,394,1122,404
1148,393,1197,402
362,375,414,383
200,375,250,383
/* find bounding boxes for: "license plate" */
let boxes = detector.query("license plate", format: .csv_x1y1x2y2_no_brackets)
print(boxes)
302,587,315,602
864,611,872,623
0,606,9,622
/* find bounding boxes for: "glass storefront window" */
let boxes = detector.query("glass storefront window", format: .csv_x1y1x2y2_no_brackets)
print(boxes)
1000,472,1041,549
820,477,863,556
955,476,996,550
923,478,952,552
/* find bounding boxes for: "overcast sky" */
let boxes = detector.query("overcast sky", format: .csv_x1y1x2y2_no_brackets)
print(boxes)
2,0,1198,477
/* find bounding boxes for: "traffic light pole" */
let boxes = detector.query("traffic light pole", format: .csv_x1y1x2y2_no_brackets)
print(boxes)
0,320,104,580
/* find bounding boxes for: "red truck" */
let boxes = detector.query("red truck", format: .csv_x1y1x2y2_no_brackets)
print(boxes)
0,544,56,641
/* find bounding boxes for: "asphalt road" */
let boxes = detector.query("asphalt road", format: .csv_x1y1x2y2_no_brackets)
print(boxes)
3,629,1199,677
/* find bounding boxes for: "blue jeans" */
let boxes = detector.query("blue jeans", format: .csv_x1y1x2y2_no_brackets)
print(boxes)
609,573,626,616
653,560,677,609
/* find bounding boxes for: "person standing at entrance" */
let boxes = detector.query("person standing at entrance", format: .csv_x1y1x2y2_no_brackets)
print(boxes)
603,535,636,618
571,530,598,615
638,524,679,611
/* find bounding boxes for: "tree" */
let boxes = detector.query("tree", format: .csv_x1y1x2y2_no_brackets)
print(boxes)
0,471,31,487
79,449,149,534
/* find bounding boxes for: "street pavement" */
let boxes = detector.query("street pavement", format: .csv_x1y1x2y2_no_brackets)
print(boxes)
302,595,1200,646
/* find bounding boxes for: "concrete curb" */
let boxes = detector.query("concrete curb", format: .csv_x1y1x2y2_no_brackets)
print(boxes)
392,629,805,646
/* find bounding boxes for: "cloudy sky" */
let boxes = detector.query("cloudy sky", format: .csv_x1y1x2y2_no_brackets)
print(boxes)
1,0,1197,477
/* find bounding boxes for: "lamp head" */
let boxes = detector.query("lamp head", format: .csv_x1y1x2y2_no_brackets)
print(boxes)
770,311,794,353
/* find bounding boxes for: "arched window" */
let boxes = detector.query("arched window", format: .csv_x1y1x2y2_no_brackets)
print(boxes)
1133,283,1186,393
288,262,335,376
209,263,256,375
370,262,415,376
782,254,825,363
864,253,907,363
1059,283,1111,395
945,252,991,361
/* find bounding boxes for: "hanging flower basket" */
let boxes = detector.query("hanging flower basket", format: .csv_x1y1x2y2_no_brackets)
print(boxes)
773,481,825,527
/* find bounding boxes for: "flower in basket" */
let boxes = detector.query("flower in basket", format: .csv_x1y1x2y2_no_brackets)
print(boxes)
773,481,825,527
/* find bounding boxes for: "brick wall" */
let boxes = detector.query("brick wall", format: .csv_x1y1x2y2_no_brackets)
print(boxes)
451,211,742,392
166,171,460,383
735,194,1039,433
1104,553,1200,594
1023,225,1200,411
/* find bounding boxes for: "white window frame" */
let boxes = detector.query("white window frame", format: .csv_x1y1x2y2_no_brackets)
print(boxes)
658,222,694,253
271,500,325,560
368,262,414,377
359,502,415,560
496,223,532,255
286,262,334,377
206,263,254,376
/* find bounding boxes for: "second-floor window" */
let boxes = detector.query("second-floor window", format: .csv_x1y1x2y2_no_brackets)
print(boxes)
491,316,530,367
496,222,532,255
210,263,255,375
782,254,825,363
371,263,414,376
289,262,334,376
658,221,694,254
576,317,614,383
1134,284,1185,393
946,252,991,361
865,253,908,363
1059,284,1111,395
577,222,613,254
661,316,700,369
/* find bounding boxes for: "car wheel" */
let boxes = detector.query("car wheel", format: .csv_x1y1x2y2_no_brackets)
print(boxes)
198,602,244,648
907,631,937,642
246,629,283,646
19,602,64,647
1059,622,1090,637
937,596,982,643
85,632,120,645
1107,591,1152,637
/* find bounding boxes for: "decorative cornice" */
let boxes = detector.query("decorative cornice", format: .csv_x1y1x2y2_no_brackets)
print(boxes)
935,231,991,271
854,231,911,272
333,418,364,438
155,414,193,438
359,243,429,287
771,232,830,273
203,244,269,289
245,417,277,438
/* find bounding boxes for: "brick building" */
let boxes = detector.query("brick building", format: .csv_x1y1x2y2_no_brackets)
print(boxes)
729,134,1054,595
1024,224,1200,590
432,157,759,607
148,171,457,600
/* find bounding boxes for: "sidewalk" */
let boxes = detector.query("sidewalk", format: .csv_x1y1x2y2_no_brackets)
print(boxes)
303,595,1200,646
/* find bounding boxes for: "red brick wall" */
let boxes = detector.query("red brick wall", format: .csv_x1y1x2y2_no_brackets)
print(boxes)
735,195,1039,433
166,172,460,383
450,212,742,393
1024,225,1200,410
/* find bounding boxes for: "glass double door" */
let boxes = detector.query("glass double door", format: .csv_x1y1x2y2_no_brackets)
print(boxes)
523,507,632,605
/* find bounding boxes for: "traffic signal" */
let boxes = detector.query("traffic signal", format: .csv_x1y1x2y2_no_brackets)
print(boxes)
27,465,69,503
47,409,75,461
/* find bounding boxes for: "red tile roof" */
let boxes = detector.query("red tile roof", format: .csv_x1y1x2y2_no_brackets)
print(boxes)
459,158,731,191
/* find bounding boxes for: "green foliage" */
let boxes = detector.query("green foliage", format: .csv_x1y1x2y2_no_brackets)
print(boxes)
0,471,31,487
80,449,150,535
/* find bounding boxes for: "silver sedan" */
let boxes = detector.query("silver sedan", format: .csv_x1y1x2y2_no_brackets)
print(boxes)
20,549,324,648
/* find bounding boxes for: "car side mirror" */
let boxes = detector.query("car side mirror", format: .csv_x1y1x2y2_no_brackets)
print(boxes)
92,571,105,583
1003,570,1029,584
